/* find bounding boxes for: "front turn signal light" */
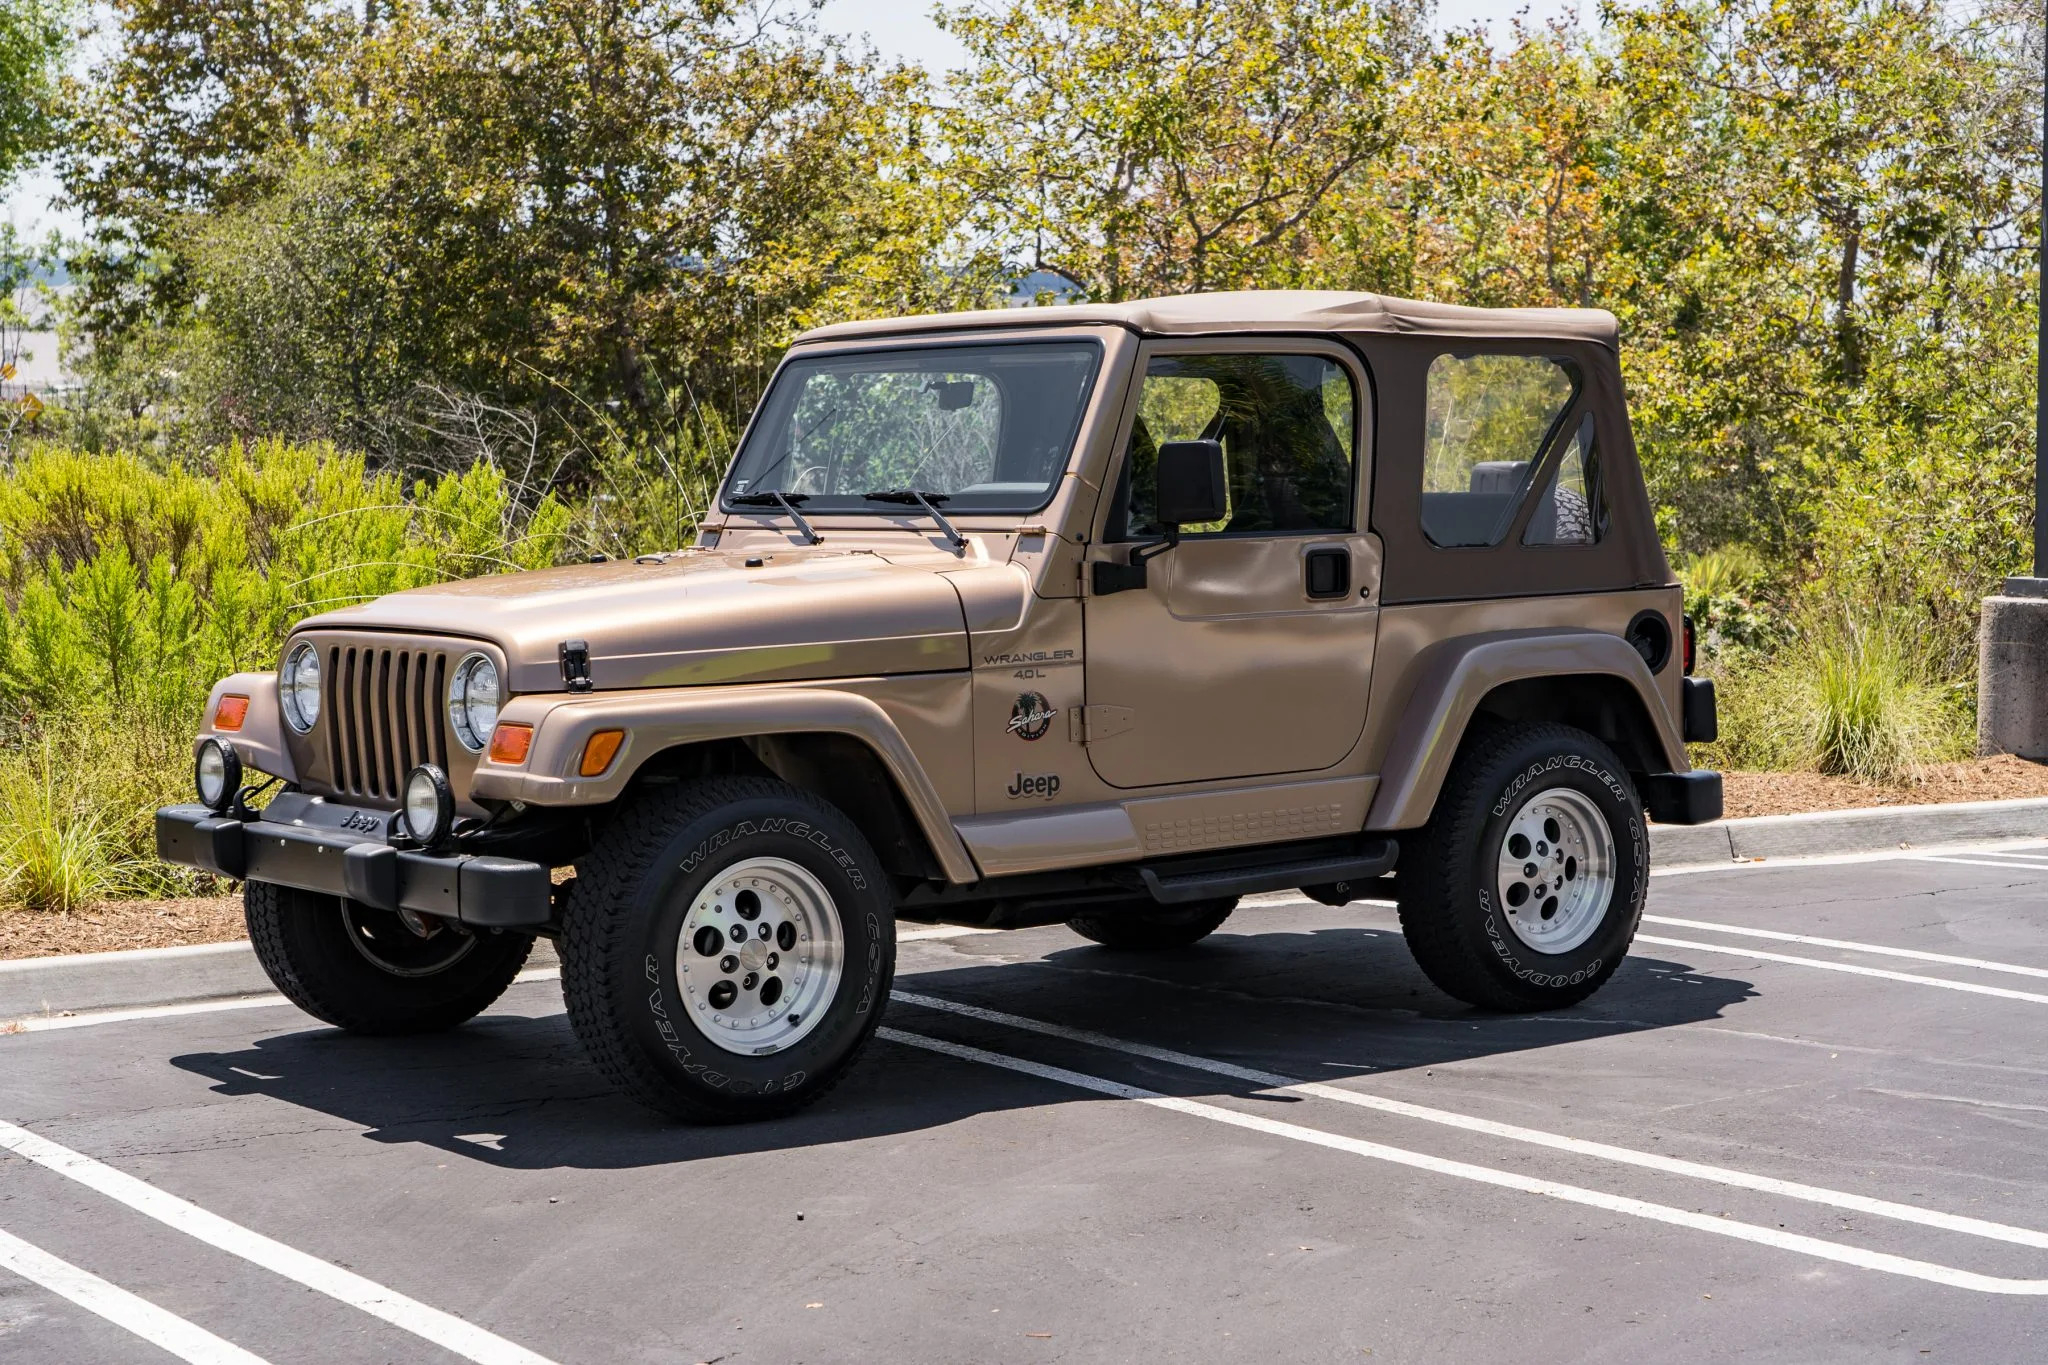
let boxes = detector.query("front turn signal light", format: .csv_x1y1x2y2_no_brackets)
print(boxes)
213,694,250,731
578,729,626,777
487,722,534,765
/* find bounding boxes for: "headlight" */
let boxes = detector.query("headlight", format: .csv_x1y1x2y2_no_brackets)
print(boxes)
194,737,242,812
448,653,500,753
403,764,454,845
280,642,321,733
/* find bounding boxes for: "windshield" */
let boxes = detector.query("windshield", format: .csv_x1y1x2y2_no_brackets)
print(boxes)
724,340,1102,513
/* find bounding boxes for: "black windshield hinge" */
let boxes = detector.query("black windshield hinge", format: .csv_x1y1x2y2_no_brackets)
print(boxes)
559,639,594,693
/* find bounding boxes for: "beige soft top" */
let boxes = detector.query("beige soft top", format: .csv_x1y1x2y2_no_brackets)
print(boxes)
796,289,1618,348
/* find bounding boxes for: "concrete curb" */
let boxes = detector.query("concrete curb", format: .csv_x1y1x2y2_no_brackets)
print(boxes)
1649,795,2048,867
6,798,2048,1022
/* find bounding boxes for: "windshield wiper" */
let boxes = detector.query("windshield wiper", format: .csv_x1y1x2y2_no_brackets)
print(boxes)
863,489,965,551
728,490,820,545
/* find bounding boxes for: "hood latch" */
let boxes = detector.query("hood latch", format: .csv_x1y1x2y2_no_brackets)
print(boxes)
559,639,594,693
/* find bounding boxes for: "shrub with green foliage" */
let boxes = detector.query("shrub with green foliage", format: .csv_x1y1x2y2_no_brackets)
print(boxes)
0,439,581,912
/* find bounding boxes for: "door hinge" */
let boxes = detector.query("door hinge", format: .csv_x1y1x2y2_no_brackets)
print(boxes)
1069,705,1133,743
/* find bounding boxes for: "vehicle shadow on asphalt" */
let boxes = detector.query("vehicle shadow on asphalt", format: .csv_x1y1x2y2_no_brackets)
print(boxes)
167,926,1756,1171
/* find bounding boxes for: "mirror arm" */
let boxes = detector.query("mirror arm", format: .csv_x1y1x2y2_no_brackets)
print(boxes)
1092,524,1178,597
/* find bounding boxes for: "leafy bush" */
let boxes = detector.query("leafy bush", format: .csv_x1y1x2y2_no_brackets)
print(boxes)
1679,544,1768,602
1678,544,1778,659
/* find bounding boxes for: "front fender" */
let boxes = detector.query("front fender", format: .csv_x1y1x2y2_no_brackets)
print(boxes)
199,672,298,784
1365,629,1686,831
469,685,980,883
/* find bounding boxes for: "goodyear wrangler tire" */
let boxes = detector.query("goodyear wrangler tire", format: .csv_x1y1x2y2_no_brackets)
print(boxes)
242,881,532,1035
560,777,896,1123
1397,722,1647,1011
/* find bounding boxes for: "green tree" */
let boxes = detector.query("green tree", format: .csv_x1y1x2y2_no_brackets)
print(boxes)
0,0,68,188
62,0,998,461
939,0,1425,299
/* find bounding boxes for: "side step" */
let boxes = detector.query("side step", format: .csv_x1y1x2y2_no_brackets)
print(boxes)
1138,840,1399,905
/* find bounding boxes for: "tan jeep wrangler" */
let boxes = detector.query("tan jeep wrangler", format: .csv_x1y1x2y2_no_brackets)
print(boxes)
158,290,1721,1123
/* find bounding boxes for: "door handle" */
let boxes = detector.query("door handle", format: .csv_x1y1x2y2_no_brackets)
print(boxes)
1304,547,1350,600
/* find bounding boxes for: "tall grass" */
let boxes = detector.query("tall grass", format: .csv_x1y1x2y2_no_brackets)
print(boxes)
1698,603,1971,783
0,733,165,911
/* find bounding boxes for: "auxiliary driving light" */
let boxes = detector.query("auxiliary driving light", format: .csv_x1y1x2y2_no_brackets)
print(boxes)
194,737,242,812
403,764,455,846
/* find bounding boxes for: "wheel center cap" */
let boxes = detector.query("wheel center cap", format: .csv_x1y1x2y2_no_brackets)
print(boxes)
738,938,770,972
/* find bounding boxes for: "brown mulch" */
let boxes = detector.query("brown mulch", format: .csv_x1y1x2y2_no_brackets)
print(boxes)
1718,754,2048,819
0,896,245,961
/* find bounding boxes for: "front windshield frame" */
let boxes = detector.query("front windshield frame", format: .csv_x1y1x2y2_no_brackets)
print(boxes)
720,335,1106,517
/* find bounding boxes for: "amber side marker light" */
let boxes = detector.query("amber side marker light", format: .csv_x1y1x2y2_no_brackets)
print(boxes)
579,729,626,777
488,722,534,765
213,694,250,731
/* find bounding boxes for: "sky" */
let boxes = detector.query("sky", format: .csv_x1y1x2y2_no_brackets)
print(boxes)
3,1,1594,240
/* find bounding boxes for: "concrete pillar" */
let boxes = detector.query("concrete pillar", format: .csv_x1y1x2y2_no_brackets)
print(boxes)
1979,578,2048,759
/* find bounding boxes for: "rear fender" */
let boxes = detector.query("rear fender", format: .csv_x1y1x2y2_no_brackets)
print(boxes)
1366,630,1686,831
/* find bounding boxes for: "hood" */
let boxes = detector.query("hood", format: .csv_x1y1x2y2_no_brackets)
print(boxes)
296,546,978,693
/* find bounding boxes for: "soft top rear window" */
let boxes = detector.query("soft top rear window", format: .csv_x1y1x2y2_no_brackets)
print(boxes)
1419,352,1581,548
725,341,1102,514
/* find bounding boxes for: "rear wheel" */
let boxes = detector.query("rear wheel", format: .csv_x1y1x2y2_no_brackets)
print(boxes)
1066,898,1237,949
559,777,895,1123
243,881,533,1034
1397,722,1646,1010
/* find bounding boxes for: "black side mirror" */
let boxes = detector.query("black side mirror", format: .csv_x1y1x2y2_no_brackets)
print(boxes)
1154,439,1228,528
1093,439,1229,596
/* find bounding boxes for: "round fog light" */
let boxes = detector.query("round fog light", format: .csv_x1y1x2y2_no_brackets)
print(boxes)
194,738,242,812
403,764,455,846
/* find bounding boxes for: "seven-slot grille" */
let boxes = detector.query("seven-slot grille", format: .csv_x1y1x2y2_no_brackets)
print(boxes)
322,644,453,802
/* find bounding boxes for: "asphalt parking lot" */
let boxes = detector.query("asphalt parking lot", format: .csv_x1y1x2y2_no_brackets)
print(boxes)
7,844,2048,1363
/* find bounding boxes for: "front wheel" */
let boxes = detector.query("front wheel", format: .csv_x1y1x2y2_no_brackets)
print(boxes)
243,881,533,1034
1397,722,1646,1010
560,777,896,1123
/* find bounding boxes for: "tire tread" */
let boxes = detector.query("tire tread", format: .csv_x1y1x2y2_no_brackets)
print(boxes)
1398,721,1637,1011
559,776,887,1123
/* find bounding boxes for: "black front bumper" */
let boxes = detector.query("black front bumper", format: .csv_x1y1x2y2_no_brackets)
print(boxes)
155,792,553,930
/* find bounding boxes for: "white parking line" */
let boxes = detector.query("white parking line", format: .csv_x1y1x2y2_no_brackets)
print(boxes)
5,994,292,1035
1642,916,2048,981
890,990,2048,1249
1646,840,2048,878
878,1026,2048,1295
1926,849,2048,866
0,1120,558,1365
1916,855,2048,873
1635,934,2048,1005
3,965,565,1036
0,1224,271,1364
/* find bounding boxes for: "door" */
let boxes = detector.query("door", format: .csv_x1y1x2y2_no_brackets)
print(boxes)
1082,341,1381,789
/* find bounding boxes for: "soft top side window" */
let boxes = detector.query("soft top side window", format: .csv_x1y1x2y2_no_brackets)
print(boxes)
1120,352,1356,538
1419,353,1580,548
